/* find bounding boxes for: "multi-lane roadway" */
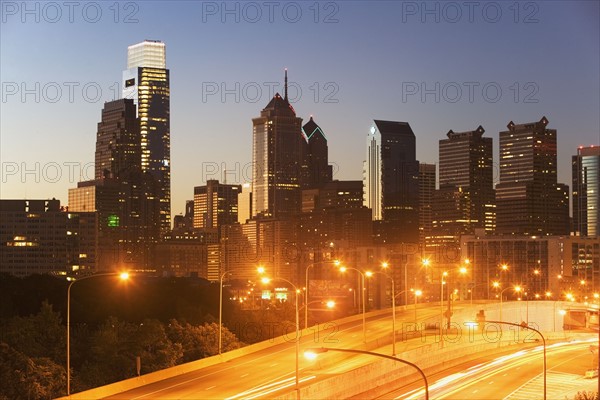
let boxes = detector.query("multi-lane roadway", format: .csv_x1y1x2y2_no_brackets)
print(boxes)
103,304,444,399
377,337,597,400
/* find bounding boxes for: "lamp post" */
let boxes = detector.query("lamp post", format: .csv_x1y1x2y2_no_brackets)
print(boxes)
498,285,522,323
304,347,429,400
219,271,232,355
443,267,468,329
339,266,367,344
258,270,301,396
487,320,546,400
304,259,340,330
66,272,130,396
370,264,396,356
422,259,444,340
301,300,335,330
468,282,491,305
414,289,422,323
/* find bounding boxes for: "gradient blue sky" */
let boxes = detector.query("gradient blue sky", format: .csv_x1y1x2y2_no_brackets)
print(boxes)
1,1,599,217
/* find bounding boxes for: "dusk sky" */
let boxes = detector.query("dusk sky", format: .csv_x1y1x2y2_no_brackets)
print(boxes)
1,1,599,217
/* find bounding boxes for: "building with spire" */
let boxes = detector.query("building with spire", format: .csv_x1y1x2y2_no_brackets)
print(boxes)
123,40,171,236
251,70,304,218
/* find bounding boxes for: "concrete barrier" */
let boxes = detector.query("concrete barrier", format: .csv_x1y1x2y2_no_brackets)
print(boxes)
56,308,396,399
57,301,585,399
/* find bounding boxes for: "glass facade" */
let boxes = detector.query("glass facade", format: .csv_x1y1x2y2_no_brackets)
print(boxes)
251,93,303,218
123,41,171,236
573,146,600,237
127,40,166,69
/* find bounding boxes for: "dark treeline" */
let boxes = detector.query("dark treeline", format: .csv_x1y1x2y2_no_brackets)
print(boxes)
0,274,295,400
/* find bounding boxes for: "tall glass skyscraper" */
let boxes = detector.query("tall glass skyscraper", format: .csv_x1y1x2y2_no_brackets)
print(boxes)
251,71,304,218
573,146,600,237
123,40,171,236
363,120,419,243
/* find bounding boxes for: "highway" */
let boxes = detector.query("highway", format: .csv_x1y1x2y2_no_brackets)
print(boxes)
377,336,598,400
103,304,445,399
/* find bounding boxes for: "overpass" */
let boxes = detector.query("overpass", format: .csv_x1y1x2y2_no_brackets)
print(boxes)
59,300,592,399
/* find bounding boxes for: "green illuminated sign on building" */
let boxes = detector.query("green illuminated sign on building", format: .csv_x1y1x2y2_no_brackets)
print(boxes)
107,215,119,227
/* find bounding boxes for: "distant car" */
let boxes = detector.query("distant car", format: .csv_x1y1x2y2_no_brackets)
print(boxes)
585,369,598,379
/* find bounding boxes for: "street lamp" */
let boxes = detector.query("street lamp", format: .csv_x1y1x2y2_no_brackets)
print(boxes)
257,269,301,395
422,259,444,339
219,271,233,355
468,282,492,305
300,299,335,328
414,289,422,323
443,267,468,329
487,320,546,400
304,347,429,400
339,266,367,343
368,264,397,356
498,284,522,323
305,259,340,329
66,271,130,396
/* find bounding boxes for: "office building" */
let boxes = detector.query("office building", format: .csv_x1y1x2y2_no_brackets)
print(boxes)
94,99,140,180
573,146,600,237
301,116,333,189
193,180,241,233
363,120,419,243
251,70,304,218
123,40,171,235
419,163,436,250
495,117,569,235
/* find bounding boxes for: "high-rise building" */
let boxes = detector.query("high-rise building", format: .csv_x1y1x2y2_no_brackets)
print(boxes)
418,163,436,249
193,180,241,233
123,40,171,235
495,117,569,235
363,120,419,243
432,126,495,246
301,116,332,189
70,97,159,270
237,183,252,224
95,99,140,180
573,146,600,237
251,70,304,218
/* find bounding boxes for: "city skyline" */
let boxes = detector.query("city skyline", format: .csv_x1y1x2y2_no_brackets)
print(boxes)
1,1,599,219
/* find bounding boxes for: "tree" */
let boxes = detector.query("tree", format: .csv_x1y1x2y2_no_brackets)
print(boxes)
166,320,242,362
0,342,65,400
0,300,65,363
131,319,182,374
